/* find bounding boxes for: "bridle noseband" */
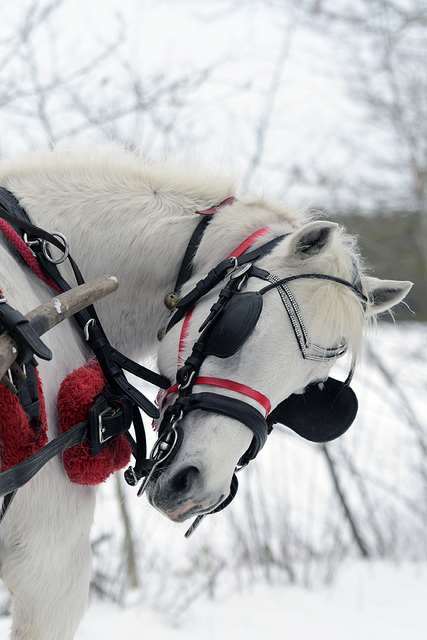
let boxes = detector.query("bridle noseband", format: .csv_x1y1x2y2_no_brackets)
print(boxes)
131,219,367,536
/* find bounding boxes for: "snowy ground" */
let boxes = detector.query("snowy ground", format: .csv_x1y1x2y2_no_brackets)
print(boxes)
65,561,427,639
1,561,424,639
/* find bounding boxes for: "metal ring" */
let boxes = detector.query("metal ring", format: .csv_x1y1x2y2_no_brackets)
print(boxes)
42,233,69,264
230,262,252,280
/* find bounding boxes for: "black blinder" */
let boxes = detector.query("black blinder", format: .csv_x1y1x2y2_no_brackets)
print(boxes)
204,292,263,359
267,377,358,443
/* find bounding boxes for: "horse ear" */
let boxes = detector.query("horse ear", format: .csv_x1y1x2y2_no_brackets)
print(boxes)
287,221,338,260
361,276,413,314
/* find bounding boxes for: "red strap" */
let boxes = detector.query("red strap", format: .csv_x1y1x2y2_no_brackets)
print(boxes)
197,197,237,216
162,377,270,417
168,225,273,420
227,227,271,259
177,304,195,368
0,219,61,293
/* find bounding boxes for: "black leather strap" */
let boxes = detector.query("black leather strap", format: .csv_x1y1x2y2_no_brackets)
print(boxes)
0,420,88,498
173,215,213,296
167,234,288,333
161,391,268,466
0,190,162,416
0,298,52,365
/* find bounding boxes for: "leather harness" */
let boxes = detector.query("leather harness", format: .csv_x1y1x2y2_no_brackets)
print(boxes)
0,191,367,536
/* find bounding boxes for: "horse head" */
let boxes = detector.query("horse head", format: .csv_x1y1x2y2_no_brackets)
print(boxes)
146,218,411,529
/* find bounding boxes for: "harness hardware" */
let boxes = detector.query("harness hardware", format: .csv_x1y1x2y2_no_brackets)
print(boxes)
140,229,366,536
0,186,364,537
0,188,171,512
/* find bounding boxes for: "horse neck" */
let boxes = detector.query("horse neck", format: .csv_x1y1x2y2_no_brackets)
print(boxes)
52,204,294,358
4,158,297,357
31,204,214,356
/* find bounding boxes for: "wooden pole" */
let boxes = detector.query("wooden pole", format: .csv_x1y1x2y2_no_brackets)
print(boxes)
0,276,119,382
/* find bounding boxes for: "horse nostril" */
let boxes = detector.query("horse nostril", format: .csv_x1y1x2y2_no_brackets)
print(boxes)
170,466,200,494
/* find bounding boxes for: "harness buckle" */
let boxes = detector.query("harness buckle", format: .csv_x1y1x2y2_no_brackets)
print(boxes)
88,389,133,457
98,406,120,445
229,261,252,280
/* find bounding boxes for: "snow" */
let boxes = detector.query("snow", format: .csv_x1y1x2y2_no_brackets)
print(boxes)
2,561,422,639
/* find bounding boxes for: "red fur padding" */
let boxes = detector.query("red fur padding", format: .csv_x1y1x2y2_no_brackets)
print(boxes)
0,371,48,473
57,360,131,485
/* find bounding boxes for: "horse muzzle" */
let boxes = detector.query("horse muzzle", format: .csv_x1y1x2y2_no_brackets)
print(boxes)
146,461,226,522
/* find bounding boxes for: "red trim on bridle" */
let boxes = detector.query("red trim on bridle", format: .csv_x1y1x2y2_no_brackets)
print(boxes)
227,227,271,259
0,219,60,292
177,304,195,367
162,377,271,417
197,197,237,216
167,226,273,420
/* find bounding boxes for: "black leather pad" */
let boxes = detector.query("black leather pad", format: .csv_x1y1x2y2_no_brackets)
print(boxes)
267,377,358,443
204,292,263,359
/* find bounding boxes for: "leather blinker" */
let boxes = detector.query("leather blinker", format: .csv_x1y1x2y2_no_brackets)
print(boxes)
203,292,263,359
267,377,358,443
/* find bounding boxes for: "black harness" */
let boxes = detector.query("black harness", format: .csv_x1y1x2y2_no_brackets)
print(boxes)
0,190,367,537
0,189,170,515
128,227,367,536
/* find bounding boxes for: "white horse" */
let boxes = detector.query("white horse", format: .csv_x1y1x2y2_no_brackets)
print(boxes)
0,146,411,639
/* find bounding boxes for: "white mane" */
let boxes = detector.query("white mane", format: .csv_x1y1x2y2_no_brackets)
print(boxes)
0,145,238,218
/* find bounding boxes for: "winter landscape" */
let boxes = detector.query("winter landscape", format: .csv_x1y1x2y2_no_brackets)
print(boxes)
1,0,426,638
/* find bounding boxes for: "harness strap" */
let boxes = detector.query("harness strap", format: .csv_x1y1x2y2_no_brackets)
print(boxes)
161,392,268,464
0,189,174,506
166,233,288,332
167,198,238,305
162,378,271,417
0,217,60,292
227,227,271,259
0,384,135,498
0,420,88,498
0,191,168,413
0,297,53,365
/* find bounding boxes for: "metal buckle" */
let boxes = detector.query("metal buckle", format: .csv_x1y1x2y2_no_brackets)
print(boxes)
98,406,120,445
137,412,183,497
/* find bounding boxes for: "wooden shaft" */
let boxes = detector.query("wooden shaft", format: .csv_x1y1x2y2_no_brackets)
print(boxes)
0,276,119,380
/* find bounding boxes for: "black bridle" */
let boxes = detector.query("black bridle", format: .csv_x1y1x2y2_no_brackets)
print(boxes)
130,229,367,536
0,189,366,536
